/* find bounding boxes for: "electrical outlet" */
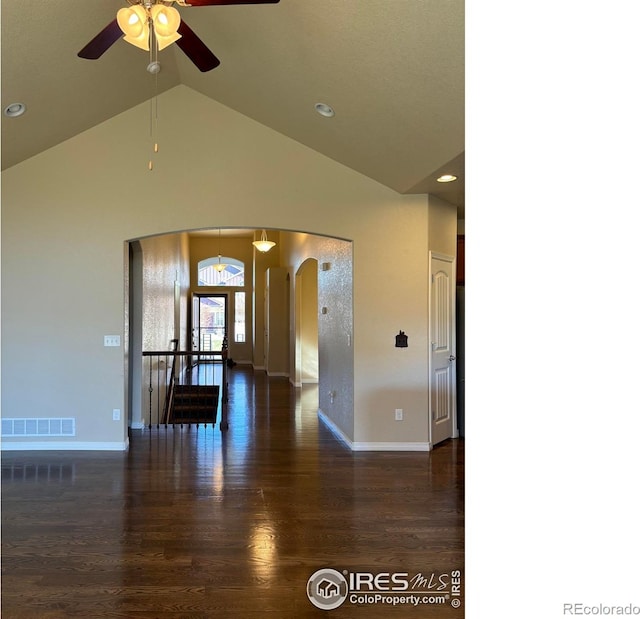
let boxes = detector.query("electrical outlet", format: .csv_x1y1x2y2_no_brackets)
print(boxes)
112,409,121,421
395,408,403,421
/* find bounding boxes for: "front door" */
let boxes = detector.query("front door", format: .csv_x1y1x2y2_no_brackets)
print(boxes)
429,252,458,446
192,294,227,356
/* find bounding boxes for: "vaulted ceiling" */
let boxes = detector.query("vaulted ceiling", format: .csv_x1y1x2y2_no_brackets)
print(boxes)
1,0,464,214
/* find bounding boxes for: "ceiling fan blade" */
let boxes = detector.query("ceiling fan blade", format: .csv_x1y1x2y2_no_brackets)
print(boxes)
181,0,279,6
78,19,123,60
176,21,221,72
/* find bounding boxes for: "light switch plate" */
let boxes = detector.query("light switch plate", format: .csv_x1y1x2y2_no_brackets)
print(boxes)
104,335,121,347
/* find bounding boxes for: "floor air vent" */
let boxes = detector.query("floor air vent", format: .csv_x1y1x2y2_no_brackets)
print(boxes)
1,418,76,437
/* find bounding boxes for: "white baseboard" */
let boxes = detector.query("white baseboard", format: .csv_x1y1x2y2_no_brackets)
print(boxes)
130,421,145,430
266,371,289,377
317,410,431,452
1,439,130,451
352,441,432,452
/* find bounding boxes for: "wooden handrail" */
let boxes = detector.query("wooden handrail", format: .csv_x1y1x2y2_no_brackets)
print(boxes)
142,350,224,357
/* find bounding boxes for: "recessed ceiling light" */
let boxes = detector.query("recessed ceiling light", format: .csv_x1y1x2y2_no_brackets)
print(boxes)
315,102,335,118
436,174,457,183
4,102,26,118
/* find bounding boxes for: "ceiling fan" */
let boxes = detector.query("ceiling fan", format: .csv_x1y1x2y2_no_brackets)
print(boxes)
78,0,280,72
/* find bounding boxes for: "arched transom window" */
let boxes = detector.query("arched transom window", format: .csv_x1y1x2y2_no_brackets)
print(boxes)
198,257,245,286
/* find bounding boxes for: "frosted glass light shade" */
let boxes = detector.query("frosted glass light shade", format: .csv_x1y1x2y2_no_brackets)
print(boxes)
150,6,181,35
252,230,276,252
155,31,182,51
253,240,276,252
117,6,150,51
150,6,182,50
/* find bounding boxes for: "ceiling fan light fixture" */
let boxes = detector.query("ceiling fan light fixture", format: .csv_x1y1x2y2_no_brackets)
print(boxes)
117,6,146,37
252,229,276,252
123,32,151,51
151,6,181,36
150,5,182,49
117,6,150,51
156,31,182,51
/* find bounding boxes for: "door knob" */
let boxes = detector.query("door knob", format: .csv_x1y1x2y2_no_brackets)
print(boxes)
449,355,456,362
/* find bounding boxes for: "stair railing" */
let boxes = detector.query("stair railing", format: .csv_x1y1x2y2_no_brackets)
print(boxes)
141,344,228,430
161,339,179,425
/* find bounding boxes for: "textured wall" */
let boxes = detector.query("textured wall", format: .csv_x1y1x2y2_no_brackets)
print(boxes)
140,233,189,352
137,233,190,426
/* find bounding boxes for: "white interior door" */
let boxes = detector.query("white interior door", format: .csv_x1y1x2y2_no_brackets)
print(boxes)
429,252,458,446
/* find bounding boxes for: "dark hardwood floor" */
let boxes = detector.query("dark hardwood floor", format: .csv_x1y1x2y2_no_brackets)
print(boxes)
1,367,464,618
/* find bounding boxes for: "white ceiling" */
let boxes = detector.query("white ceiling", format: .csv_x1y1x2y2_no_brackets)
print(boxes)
1,0,464,215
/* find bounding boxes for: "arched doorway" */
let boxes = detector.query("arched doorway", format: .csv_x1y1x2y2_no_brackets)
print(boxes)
126,229,353,437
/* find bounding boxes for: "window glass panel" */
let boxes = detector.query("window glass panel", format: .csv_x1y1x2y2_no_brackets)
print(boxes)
198,257,244,287
234,292,246,343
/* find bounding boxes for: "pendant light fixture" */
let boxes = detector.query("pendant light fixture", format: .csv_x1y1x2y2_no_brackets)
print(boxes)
252,229,276,253
214,228,227,272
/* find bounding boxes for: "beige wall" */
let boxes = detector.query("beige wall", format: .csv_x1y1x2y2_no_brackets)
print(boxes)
1,84,456,450
429,195,458,257
265,267,289,375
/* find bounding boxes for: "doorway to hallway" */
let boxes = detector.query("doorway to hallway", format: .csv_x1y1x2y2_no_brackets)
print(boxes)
125,229,355,438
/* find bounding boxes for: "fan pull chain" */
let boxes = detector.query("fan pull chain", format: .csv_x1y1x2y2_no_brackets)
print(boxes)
148,27,159,171
149,93,154,171
149,74,159,171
